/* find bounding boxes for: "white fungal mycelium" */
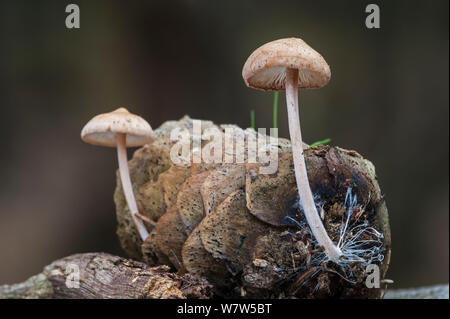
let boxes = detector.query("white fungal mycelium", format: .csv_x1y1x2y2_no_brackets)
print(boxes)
287,187,385,284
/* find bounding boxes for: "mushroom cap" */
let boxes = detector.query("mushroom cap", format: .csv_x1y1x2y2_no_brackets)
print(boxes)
242,38,331,91
81,107,154,147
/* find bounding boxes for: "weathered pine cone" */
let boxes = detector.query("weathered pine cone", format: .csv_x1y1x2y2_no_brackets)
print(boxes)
114,116,391,298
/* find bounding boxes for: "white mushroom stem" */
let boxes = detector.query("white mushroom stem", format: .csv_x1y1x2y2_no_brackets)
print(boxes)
285,68,342,263
116,133,149,241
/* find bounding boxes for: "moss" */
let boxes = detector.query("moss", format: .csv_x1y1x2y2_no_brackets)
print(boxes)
0,273,52,299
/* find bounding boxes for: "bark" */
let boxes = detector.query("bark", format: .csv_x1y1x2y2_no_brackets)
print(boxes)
0,252,447,299
0,253,212,299
383,284,449,299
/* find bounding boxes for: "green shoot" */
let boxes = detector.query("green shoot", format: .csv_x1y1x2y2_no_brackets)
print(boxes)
310,138,331,147
250,109,255,129
273,92,278,138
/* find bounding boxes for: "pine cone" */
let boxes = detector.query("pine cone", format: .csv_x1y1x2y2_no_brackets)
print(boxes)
114,116,391,298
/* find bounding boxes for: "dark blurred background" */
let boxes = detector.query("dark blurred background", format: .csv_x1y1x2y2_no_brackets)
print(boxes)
0,0,448,288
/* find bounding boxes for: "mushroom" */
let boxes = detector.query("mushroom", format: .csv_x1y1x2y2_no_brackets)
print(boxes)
81,107,154,241
242,38,342,262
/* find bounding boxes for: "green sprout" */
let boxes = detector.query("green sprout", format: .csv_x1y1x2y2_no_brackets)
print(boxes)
273,92,279,138
310,138,331,147
250,109,255,129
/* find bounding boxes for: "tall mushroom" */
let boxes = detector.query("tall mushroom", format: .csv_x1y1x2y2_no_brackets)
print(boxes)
242,38,342,262
81,107,154,241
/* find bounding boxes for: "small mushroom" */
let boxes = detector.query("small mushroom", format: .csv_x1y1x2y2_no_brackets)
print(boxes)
242,38,342,262
81,107,154,241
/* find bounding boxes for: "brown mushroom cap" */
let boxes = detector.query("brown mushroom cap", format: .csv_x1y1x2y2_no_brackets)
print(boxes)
81,107,154,147
242,38,331,91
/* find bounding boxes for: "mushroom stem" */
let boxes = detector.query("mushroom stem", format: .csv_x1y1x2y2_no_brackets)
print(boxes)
285,68,342,262
116,133,149,241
